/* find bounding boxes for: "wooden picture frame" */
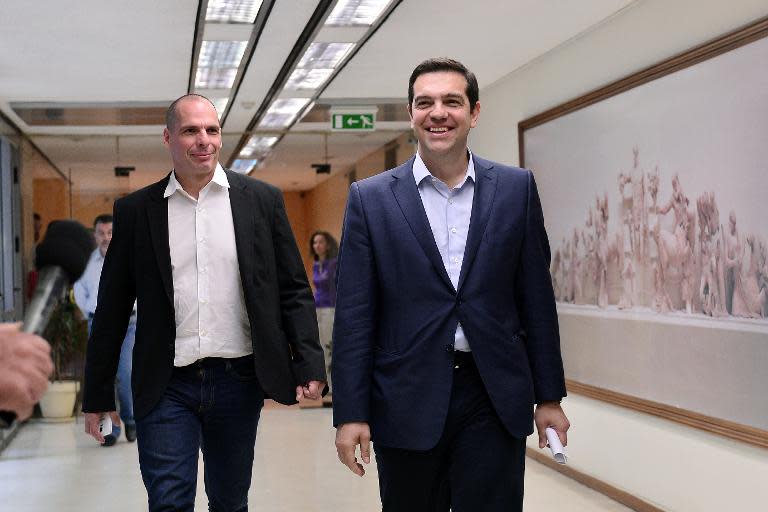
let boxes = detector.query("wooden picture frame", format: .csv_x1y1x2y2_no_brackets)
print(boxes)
519,16,768,449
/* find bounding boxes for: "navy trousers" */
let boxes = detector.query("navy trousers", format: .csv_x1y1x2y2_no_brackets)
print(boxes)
374,352,526,512
135,356,264,512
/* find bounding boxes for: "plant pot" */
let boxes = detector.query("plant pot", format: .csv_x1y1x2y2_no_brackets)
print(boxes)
39,380,79,420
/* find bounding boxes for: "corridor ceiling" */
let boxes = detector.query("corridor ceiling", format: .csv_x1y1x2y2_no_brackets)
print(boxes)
0,0,635,192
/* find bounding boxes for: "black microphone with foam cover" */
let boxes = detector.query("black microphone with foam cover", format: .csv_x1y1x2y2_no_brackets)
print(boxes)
23,219,94,335
0,220,93,427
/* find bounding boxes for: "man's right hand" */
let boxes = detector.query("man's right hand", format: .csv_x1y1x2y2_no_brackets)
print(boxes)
84,411,120,444
335,421,371,477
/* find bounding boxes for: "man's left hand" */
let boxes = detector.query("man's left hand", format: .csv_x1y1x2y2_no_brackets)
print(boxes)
534,401,570,448
295,380,326,401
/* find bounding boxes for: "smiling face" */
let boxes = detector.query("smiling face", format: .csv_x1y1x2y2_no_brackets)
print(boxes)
408,71,480,162
163,96,222,180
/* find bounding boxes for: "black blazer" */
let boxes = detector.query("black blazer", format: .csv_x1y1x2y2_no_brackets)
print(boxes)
83,170,325,418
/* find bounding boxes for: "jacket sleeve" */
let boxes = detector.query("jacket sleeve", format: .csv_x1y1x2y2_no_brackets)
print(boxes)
269,188,326,386
332,182,379,426
515,170,567,403
82,198,137,412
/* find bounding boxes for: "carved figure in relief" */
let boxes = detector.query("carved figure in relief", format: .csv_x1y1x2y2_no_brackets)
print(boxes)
730,234,768,318
654,174,695,313
618,148,648,262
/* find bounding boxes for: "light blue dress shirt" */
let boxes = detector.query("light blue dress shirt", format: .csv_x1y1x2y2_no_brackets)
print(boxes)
412,151,475,352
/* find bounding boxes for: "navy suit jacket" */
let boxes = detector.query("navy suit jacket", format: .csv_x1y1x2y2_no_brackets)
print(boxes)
83,170,325,419
332,155,566,451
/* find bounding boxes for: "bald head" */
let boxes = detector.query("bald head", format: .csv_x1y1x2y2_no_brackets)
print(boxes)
166,94,218,131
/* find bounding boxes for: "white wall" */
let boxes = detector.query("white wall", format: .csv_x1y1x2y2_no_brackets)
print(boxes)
470,1,768,510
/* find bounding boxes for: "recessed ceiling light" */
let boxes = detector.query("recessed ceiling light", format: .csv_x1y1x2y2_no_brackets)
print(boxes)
206,0,264,23
240,136,278,157
258,98,310,128
195,41,248,88
325,0,390,26
231,159,259,174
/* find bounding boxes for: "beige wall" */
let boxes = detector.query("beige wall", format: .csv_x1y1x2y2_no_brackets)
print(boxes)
469,0,768,509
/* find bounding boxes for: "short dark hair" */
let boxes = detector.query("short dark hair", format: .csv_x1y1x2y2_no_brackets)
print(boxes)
309,231,338,261
93,214,113,228
408,58,479,111
165,94,217,130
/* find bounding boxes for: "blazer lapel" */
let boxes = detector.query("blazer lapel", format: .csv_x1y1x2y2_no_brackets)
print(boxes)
147,176,173,304
457,159,498,291
225,170,255,281
390,159,455,293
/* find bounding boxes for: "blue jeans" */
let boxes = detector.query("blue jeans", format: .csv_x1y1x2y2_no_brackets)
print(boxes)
135,356,264,512
88,318,135,427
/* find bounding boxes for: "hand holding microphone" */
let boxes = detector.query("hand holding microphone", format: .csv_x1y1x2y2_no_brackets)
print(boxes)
0,220,93,426
0,323,53,420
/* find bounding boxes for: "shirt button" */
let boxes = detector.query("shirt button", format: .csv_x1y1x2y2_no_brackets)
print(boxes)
200,268,207,274
448,199,453,204
200,330,207,337
451,227,457,234
198,237,205,243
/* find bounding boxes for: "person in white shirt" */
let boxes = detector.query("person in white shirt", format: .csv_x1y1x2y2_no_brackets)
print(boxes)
74,214,136,445
81,94,326,511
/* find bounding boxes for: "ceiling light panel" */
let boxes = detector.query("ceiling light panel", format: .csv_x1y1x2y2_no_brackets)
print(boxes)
240,135,278,157
258,98,310,128
232,159,259,174
206,0,264,23
297,42,355,69
195,41,248,88
212,98,230,118
285,68,335,91
325,0,391,26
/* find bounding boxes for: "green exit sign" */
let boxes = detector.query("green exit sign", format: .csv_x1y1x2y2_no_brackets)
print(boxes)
331,112,375,131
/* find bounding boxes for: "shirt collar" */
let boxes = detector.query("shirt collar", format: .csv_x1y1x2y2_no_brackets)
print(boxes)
412,150,475,188
164,163,228,198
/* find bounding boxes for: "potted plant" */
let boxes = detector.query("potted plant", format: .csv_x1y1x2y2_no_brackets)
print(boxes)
38,294,88,420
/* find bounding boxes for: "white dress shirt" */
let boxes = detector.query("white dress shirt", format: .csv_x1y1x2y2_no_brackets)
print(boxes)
412,150,475,352
164,164,252,367
73,248,106,318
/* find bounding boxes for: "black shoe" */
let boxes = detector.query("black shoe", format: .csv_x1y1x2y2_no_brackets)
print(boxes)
125,424,137,442
102,425,121,447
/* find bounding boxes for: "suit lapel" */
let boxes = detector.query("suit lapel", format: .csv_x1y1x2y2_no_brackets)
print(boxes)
390,159,455,293
147,176,173,304
226,170,255,280
457,158,497,291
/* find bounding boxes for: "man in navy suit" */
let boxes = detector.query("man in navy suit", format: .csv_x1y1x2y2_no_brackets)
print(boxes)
333,58,570,511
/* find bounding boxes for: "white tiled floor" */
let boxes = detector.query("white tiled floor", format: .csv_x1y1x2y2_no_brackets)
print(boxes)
0,404,629,511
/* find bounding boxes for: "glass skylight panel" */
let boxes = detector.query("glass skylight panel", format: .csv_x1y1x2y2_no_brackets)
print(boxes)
232,159,259,174
297,42,355,69
206,0,263,23
240,136,278,157
195,41,248,88
258,98,310,128
285,68,335,91
325,0,390,26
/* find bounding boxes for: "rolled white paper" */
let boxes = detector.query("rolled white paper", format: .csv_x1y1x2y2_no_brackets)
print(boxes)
545,427,567,464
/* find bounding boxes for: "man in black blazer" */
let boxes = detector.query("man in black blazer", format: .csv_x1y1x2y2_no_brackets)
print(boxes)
333,58,570,511
83,94,326,511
